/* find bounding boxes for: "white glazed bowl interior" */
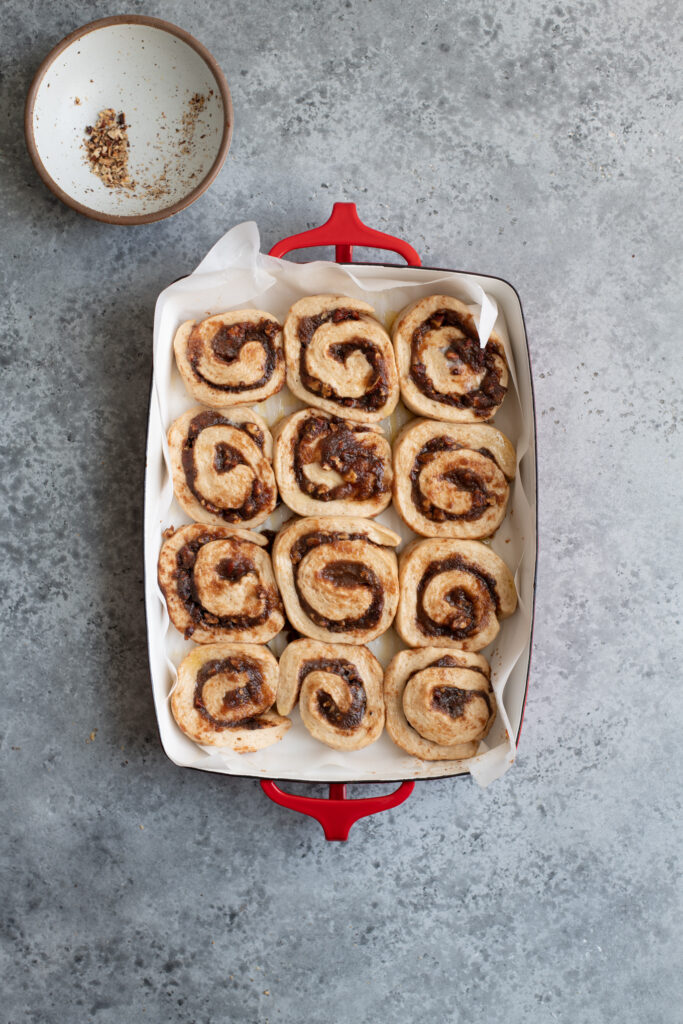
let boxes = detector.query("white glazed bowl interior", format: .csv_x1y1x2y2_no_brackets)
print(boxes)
30,22,229,219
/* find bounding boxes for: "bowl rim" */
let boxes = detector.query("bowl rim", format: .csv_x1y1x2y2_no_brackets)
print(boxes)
24,14,234,225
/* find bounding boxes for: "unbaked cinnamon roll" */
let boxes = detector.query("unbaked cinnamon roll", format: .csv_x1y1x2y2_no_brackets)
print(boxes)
272,516,400,644
283,294,399,422
273,408,392,518
168,407,277,529
173,310,285,407
393,295,509,421
393,419,516,538
171,643,290,751
158,524,284,643
396,538,517,651
384,647,495,760
278,639,384,750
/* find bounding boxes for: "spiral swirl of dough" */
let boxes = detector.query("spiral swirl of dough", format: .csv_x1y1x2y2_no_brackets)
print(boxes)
384,647,495,760
272,516,400,644
393,295,508,422
168,407,277,529
158,524,284,643
396,538,517,651
273,408,392,518
171,643,290,751
393,419,516,539
173,310,285,407
283,294,399,422
278,639,385,751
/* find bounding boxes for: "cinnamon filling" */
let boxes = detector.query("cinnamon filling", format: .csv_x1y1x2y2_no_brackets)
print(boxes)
409,308,506,415
416,557,500,639
410,437,500,522
213,442,243,474
194,656,270,731
290,530,385,631
298,658,366,731
297,307,390,411
426,656,491,718
293,413,388,502
188,318,281,391
181,410,273,523
175,537,279,639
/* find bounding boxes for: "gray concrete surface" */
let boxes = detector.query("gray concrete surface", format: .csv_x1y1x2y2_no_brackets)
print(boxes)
1,1,682,1022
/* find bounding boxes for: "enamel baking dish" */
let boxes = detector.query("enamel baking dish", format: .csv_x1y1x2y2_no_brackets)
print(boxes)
144,203,538,840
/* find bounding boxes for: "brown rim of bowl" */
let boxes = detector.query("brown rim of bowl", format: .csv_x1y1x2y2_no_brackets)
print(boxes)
24,14,234,225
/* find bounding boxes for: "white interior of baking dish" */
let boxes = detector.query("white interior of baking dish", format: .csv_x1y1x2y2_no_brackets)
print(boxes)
145,224,537,786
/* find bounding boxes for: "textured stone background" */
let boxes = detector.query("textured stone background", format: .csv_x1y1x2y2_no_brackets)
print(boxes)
1,1,681,1022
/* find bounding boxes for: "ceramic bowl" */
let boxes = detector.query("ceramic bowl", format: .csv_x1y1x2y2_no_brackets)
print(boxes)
24,15,233,224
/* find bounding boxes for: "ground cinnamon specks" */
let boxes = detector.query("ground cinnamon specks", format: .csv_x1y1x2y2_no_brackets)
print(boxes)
84,108,133,189
177,92,207,155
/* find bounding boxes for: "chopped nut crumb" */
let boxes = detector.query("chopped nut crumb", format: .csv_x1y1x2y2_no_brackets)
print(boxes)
82,92,210,202
83,108,133,190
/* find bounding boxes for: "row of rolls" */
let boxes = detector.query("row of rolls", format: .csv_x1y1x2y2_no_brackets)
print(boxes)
161,291,518,761
168,405,516,539
172,638,497,761
159,518,515,757
173,292,509,424
159,520,516,649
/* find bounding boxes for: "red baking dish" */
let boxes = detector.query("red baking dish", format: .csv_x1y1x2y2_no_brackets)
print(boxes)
144,203,538,840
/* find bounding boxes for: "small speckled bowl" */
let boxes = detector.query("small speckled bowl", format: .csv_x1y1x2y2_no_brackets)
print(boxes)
24,15,233,224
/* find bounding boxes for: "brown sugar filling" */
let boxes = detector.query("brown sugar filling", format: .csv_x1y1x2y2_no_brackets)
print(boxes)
415,556,499,640
409,308,506,415
290,530,386,631
187,318,281,392
297,308,390,411
194,656,272,731
293,413,388,502
409,437,502,523
180,410,273,522
174,535,280,639
298,658,367,732
419,656,492,718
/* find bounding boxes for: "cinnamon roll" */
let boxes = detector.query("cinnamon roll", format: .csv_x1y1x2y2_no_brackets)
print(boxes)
273,408,392,518
393,295,509,421
384,647,495,760
158,524,284,643
272,516,400,644
283,294,399,422
278,639,384,750
171,643,290,751
393,419,516,538
396,538,517,651
173,310,285,407
168,407,277,529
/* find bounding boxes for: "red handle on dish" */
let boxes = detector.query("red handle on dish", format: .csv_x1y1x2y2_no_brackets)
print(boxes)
268,201,421,266
263,203,419,840
261,781,415,841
